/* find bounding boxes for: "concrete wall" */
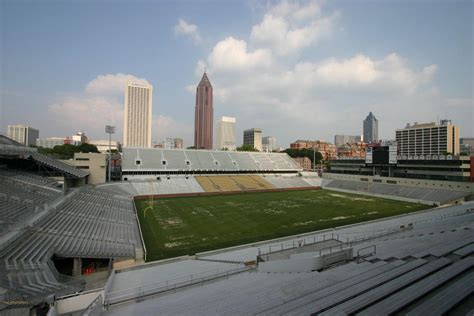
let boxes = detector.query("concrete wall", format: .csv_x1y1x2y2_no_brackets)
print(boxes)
323,173,474,193
73,153,106,185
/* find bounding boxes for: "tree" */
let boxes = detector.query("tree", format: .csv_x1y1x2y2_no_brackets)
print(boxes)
283,148,323,165
37,143,99,159
236,145,259,152
77,143,99,153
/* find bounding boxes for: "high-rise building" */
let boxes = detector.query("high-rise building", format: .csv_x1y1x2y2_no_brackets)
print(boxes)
243,128,262,151
36,137,66,148
123,82,153,148
396,121,460,156
7,124,39,146
71,132,88,144
174,138,184,149
194,72,213,149
216,116,236,151
460,138,474,155
262,136,277,152
363,112,378,143
334,135,362,147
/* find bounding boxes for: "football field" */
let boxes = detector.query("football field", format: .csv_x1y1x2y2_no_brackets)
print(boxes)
135,189,429,261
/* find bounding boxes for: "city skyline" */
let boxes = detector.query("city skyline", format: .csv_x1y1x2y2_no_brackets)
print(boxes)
1,0,472,147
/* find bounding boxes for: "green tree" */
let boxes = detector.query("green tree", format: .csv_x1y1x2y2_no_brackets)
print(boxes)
283,148,323,165
77,143,99,153
236,145,259,152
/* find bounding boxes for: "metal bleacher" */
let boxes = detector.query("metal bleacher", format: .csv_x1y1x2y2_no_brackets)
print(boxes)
122,148,302,172
0,183,142,301
0,173,62,234
324,179,469,204
102,202,474,315
30,153,89,178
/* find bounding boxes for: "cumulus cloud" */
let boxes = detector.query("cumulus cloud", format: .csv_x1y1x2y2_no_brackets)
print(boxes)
208,37,273,72
251,0,339,56
153,115,193,144
48,73,186,143
85,73,150,95
174,18,201,44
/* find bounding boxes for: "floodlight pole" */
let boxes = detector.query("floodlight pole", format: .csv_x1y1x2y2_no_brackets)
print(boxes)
105,125,115,182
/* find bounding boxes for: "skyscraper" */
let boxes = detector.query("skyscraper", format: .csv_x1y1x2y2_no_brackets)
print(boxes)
216,116,236,151
123,82,153,148
243,128,262,151
363,112,378,143
194,72,213,149
7,124,39,146
396,121,460,156
262,136,277,152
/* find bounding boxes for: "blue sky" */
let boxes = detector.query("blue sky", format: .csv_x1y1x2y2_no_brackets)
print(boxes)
1,0,472,147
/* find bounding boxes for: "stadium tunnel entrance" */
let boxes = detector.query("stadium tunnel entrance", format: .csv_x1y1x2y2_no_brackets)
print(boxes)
52,256,111,276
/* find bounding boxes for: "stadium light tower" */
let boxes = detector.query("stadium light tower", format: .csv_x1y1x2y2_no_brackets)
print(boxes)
105,125,115,182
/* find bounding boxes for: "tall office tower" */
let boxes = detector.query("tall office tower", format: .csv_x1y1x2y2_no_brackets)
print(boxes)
262,136,277,152
123,82,153,148
216,116,236,151
7,124,39,146
243,128,262,151
194,72,213,149
363,112,378,143
396,121,460,156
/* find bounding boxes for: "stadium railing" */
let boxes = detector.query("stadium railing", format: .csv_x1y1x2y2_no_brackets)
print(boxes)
257,233,343,257
104,264,253,307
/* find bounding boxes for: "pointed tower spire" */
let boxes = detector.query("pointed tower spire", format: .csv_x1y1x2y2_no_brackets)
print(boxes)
194,72,214,149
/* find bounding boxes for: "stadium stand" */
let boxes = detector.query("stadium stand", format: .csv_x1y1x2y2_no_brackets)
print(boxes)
195,175,275,192
30,153,89,178
0,171,62,237
263,175,315,188
99,202,474,315
121,148,302,177
0,182,143,308
323,179,469,205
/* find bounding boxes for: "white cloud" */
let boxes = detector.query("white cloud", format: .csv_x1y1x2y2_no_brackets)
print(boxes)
174,18,202,44
85,73,150,95
49,73,187,144
208,37,273,72
153,115,193,145
250,1,339,56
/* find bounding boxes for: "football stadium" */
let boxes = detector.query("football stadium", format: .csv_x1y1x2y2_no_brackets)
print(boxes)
1,138,474,315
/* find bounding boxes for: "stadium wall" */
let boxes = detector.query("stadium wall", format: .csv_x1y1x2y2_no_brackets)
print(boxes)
323,173,474,193
133,186,319,201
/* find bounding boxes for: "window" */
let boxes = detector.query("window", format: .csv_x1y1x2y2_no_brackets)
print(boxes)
76,158,89,161
186,160,191,166
135,160,141,165
76,166,89,169
162,160,167,166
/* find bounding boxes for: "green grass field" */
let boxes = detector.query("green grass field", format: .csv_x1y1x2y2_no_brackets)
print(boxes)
136,189,429,262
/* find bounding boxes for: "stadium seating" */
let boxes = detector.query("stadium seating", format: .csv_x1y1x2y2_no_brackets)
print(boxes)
195,176,275,192
323,179,469,204
0,173,62,234
262,175,314,188
1,185,142,299
30,153,89,178
122,148,302,173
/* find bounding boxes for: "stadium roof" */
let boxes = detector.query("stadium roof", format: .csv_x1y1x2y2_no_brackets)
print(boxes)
31,153,89,178
0,134,23,146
